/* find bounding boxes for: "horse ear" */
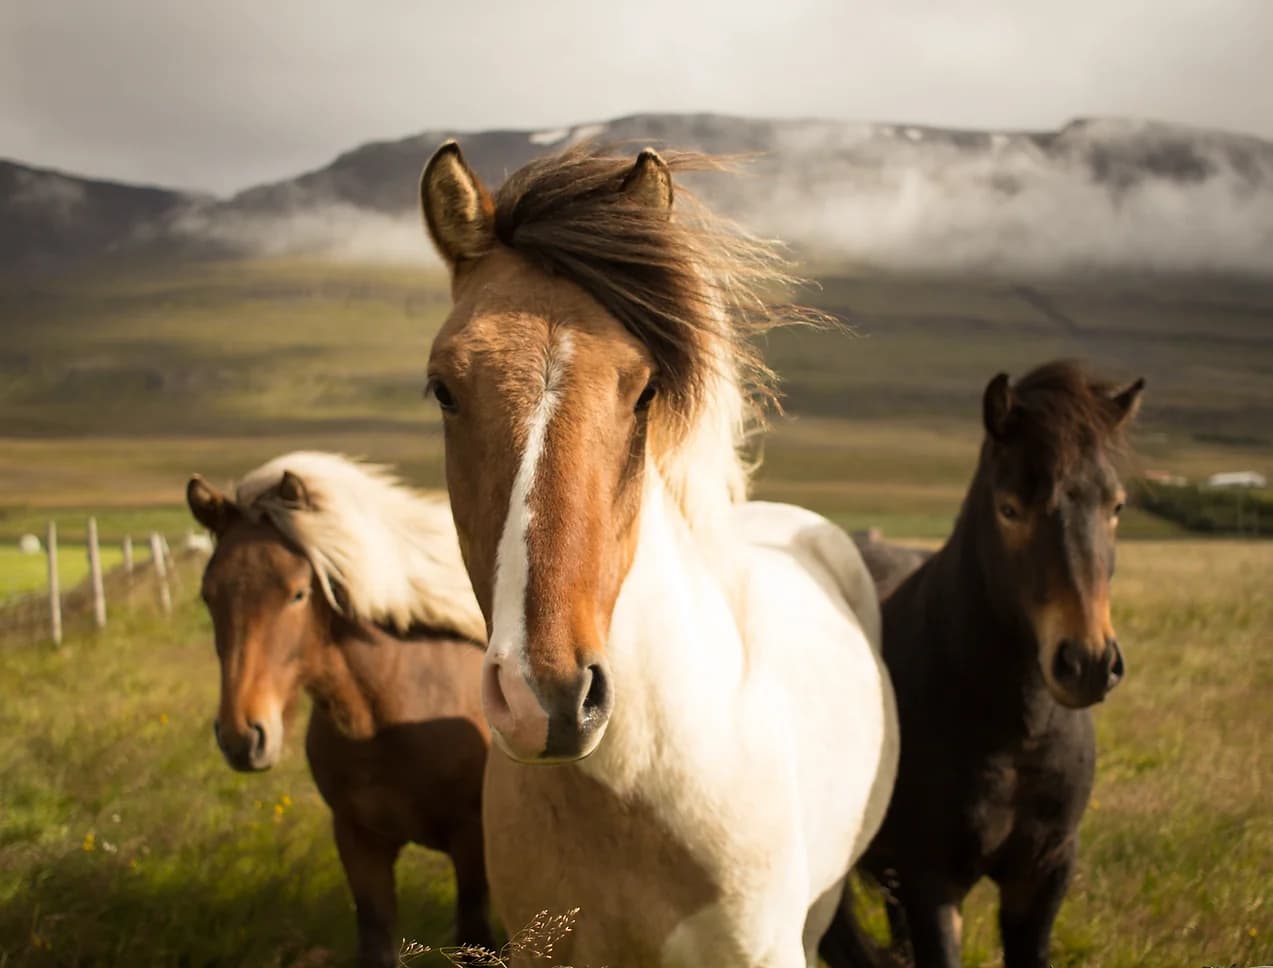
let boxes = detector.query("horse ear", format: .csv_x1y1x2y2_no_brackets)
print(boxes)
621,148,674,211
277,470,313,510
186,475,236,535
1109,377,1145,426
982,372,1015,440
420,140,495,269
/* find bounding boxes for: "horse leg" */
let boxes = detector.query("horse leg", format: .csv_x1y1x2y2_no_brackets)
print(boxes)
997,850,1075,968
896,883,962,968
449,817,494,949
333,814,402,968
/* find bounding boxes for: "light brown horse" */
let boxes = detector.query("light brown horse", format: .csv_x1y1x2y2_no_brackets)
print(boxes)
187,451,493,968
418,142,896,967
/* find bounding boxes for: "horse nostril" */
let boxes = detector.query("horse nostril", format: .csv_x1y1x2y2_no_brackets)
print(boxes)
581,662,610,717
1052,639,1082,685
249,721,267,757
1107,639,1125,687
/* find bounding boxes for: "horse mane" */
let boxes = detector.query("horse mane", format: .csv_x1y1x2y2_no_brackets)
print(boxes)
490,143,824,529
1000,359,1130,486
234,452,486,644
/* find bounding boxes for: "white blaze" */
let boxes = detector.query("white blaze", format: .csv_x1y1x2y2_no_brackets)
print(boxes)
488,331,573,667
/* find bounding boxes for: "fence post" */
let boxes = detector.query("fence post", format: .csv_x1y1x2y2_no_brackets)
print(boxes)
160,535,182,592
46,521,62,646
87,517,107,630
150,532,172,617
122,535,134,576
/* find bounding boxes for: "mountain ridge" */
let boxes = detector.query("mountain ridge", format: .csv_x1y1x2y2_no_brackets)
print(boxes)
5,113,1273,276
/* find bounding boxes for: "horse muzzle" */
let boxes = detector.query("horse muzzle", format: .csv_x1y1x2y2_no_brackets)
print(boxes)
481,652,613,763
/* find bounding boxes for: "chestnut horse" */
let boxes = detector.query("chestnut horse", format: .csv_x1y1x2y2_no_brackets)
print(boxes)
187,452,493,967
825,362,1144,968
417,142,898,967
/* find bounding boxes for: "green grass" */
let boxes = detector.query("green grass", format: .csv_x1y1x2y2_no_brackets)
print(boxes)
0,595,457,967
1,542,1270,966
0,545,125,601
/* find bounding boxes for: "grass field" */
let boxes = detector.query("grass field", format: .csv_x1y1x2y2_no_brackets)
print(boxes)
0,546,126,602
1,541,1269,966
0,257,1269,964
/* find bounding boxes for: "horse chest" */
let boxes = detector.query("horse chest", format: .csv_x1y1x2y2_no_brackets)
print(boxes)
305,708,485,850
484,753,724,966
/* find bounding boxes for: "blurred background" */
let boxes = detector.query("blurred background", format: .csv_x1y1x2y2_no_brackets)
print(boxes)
1,2,1269,965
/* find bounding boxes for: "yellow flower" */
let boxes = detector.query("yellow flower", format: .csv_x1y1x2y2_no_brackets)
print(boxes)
1251,927,1259,938
273,803,284,818
280,794,293,807
82,832,95,852
159,713,169,726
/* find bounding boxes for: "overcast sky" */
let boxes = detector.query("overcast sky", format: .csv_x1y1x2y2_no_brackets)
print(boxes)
3,0,1271,196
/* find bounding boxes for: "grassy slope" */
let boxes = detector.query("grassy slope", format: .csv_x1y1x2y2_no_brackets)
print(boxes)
2,259,1270,540
1,543,1269,966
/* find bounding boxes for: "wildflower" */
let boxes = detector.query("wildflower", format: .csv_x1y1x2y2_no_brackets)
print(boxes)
159,713,169,726
281,794,293,807
82,832,95,852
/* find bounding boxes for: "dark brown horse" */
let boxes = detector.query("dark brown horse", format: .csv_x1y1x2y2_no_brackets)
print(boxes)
823,361,1144,968
186,451,493,967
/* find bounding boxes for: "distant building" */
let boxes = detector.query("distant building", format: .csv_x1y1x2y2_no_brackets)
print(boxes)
1144,469,1188,487
1207,471,1267,489
18,533,41,554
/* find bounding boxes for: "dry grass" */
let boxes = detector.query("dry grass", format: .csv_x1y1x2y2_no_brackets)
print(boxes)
1,540,1267,965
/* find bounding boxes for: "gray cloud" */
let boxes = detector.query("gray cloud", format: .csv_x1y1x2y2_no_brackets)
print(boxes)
2,0,1272,194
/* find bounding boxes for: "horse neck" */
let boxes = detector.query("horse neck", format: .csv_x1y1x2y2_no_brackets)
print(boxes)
303,616,403,738
585,467,745,788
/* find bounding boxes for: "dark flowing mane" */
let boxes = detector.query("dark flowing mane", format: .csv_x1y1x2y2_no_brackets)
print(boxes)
488,143,819,427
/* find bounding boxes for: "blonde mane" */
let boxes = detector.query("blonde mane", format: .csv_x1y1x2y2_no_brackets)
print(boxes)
234,452,486,643
488,144,827,533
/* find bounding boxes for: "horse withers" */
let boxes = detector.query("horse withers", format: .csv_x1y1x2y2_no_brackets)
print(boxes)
828,362,1143,968
187,452,493,967
418,141,897,967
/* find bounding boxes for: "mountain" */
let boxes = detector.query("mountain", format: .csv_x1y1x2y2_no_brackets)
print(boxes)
0,160,205,273
5,114,1273,276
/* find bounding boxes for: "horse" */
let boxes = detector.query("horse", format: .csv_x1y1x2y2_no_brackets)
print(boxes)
415,140,899,968
186,452,494,967
851,530,933,602
826,362,1144,968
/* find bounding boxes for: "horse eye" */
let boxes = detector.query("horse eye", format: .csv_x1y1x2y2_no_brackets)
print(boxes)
998,502,1020,521
635,380,659,413
426,378,458,412
1113,501,1125,518
291,588,307,603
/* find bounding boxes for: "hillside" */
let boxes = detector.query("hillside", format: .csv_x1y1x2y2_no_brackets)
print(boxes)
1,259,1269,534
